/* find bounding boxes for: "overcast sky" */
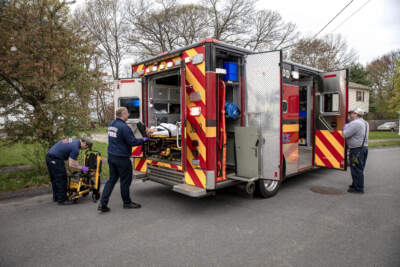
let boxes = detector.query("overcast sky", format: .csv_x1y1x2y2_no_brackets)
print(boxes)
73,0,399,68
257,0,400,65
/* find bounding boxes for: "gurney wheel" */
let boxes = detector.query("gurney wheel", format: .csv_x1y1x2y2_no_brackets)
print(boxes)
92,191,100,202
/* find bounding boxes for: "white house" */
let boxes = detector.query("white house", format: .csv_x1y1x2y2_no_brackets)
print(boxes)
348,82,370,113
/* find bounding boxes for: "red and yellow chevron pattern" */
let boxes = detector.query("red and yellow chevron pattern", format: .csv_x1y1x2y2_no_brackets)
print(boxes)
183,46,210,189
131,146,143,157
315,130,345,169
134,158,182,173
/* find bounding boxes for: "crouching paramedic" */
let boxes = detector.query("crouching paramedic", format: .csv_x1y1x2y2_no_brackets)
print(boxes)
98,107,148,212
343,108,369,194
46,137,93,204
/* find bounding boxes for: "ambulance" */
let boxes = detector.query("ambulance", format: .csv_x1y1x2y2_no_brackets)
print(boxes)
129,38,348,198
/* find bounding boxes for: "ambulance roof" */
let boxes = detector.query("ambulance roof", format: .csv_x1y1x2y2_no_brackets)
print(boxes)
132,38,252,66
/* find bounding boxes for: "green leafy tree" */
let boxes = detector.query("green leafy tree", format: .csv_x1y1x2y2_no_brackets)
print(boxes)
389,60,400,114
0,0,102,169
366,50,400,119
349,63,371,86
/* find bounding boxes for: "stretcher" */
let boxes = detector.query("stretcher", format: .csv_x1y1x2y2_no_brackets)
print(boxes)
67,150,102,203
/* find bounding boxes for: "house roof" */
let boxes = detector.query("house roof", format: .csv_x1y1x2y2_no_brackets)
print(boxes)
349,82,370,90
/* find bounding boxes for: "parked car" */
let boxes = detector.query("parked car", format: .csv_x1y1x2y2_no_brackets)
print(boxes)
377,122,398,131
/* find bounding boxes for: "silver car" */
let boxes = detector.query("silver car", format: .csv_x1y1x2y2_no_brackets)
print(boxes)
377,122,398,131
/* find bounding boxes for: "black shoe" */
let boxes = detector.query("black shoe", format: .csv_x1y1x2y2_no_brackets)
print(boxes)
347,188,364,194
57,199,74,205
123,202,141,209
98,204,110,212
348,184,355,189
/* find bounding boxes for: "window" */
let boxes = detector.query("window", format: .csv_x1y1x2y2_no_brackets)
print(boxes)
119,98,140,119
322,93,340,113
356,91,365,102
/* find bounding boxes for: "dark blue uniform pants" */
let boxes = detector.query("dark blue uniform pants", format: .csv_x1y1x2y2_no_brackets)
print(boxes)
100,155,133,206
45,154,68,202
349,147,368,192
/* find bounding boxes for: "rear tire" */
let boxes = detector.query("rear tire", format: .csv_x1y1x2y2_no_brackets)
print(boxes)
258,179,281,198
258,157,285,198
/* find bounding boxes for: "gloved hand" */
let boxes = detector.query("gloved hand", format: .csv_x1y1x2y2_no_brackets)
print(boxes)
81,166,89,172
142,137,148,142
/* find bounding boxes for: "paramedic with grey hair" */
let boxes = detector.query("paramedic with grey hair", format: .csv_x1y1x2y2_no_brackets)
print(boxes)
343,108,369,194
98,107,148,212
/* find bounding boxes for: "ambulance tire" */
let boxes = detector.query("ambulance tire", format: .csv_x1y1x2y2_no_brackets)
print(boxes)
258,158,285,198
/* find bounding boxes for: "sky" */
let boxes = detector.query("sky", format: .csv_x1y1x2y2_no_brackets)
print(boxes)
72,0,400,68
256,0,400,65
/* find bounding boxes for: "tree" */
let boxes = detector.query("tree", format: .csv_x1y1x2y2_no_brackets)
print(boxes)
0,0,100,147
389,60,400,114
367,50,400,119
349,63,371,86
127,0,298,57
289,34,357,71
75,0,128,79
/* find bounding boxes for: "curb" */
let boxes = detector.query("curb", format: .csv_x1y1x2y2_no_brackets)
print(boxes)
0,185,52,201
0,178,111,202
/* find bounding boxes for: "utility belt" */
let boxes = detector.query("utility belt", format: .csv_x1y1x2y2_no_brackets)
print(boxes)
46,154,64,161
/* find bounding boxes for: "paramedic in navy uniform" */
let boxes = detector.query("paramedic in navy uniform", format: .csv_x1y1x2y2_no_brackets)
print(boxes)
46,137,93,205
98,107,148,212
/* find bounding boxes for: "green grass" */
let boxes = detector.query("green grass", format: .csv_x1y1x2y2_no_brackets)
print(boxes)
0,169,49,192
93,141,108,158
369,140,400,148
88,126,108,135
369,131,400,140
0,141,36,167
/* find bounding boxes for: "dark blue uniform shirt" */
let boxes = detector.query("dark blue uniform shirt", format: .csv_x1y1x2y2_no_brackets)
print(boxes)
48,138,80,160
108,118,144,158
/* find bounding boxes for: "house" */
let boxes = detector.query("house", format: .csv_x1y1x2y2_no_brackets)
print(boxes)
348,82,370,113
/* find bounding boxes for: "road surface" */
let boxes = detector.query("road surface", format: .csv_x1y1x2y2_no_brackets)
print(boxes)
0,147,399,267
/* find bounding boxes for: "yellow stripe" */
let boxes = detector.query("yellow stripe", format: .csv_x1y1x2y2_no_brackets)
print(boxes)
185,48,206,76
314,153,324,166
158,61,167,71
186,66,205,105
320,130,344,156
185,172,195,186
315,136,340,168
283,124,299,132
206,126,216,138
137,64,144,72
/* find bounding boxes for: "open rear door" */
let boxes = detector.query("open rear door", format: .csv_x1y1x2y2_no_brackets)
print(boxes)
245,51,282,180
314,70,348,170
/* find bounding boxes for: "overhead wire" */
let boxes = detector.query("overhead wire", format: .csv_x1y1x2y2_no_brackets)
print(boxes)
281,0,355,50
330,0,372,33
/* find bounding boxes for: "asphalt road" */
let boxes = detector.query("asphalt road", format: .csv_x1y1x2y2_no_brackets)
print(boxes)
0,147,399,267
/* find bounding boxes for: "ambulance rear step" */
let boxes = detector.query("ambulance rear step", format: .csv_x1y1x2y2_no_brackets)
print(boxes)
146,165,184,186
172,184,208,198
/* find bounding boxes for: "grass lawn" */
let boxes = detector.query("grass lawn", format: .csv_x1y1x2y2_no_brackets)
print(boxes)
88,126,108,135
369,140,400,148
369,131,400,140
0,141,36,167
0,169,49,192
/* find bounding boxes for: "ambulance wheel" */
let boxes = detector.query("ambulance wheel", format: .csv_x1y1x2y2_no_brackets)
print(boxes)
258,179,281,198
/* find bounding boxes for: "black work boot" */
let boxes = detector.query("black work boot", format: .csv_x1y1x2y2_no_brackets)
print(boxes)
98,204,110,212
123,202,141,209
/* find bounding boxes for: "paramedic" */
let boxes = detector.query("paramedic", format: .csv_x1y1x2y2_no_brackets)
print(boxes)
98,107,148,212
343,108,369,194
46,137,93,204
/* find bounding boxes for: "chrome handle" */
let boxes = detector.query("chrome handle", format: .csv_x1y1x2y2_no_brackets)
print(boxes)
176,121,182,148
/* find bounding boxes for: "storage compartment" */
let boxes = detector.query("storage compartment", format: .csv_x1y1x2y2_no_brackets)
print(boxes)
216,50,244,175
146,71,182,164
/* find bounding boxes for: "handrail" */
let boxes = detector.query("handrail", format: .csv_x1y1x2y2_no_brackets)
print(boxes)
176,121,182,148
318,114,334,132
